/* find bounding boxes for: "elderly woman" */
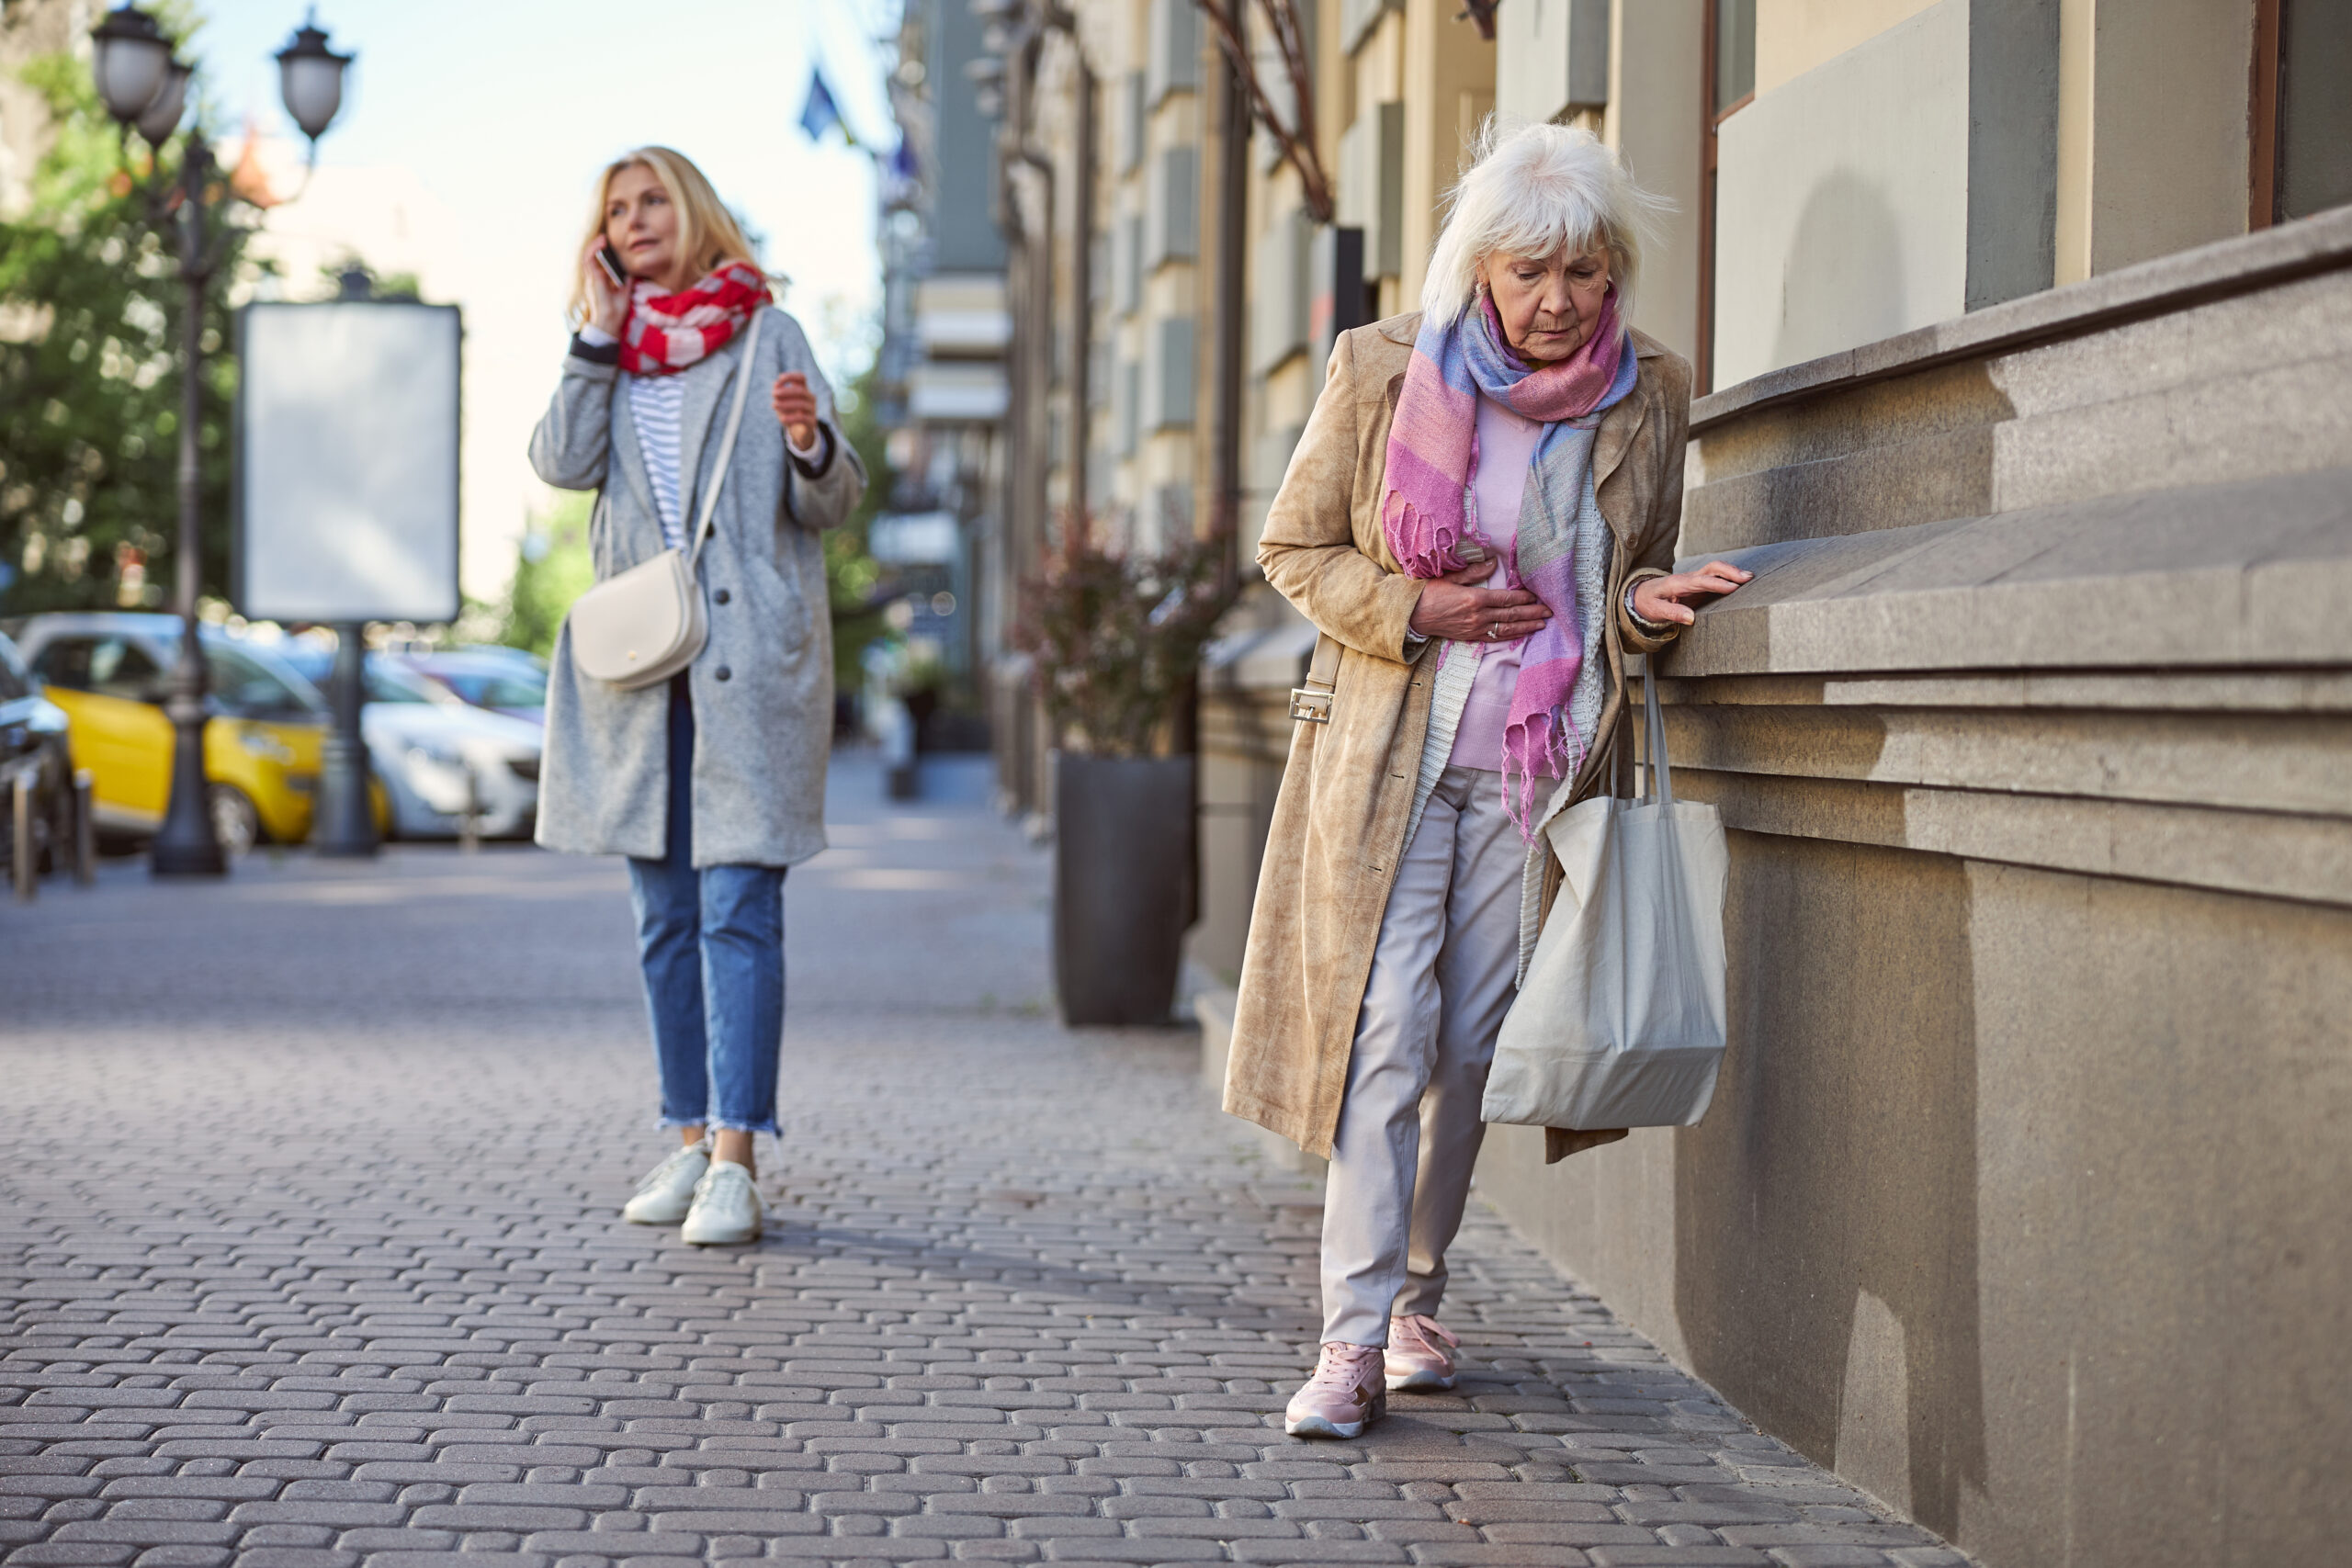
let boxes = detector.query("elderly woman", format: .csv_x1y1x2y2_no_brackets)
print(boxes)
1226,123,1749,1438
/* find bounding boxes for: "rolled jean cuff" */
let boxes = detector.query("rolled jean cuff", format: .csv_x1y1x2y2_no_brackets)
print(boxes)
705,1116,781,1137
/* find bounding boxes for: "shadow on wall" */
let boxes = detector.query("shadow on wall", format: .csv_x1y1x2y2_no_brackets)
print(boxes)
1774,170,1910,374
1675,834,1989,1538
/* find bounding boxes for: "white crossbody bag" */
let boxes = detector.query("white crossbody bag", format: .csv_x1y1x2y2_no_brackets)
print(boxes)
568,310,764,690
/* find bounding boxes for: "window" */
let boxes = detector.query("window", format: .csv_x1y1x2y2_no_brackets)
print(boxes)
1148,316,1196,433
207,645,317,719
29,637,93,693
1713,0,1756,119
0,638,29,702
2254,0,2352,227
1698,0,1758,394
362,661,442,705
1147,145,1199,267
33,637,163,702
1146,0,1200,106
475,674,547,709
436,671,546,709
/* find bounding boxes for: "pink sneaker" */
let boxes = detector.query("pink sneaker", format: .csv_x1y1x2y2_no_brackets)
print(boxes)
1384,1314,1461,1391
1283,1342,1387,1438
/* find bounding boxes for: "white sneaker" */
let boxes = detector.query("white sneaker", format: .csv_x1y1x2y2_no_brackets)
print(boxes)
622,1138,710,1224
680,1159,763,1246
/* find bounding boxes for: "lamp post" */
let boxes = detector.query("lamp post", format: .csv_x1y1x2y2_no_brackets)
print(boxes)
313,266,379,860
87,4,352,877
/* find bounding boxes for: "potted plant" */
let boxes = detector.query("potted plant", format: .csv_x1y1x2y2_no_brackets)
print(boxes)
1014,514,1237,1026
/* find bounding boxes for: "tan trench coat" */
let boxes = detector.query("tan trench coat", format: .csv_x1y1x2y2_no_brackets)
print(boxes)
1224,310,1691,1160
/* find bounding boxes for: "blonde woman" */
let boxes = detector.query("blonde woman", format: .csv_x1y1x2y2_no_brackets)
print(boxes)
1226,123,1749,1435
529,146,865,1246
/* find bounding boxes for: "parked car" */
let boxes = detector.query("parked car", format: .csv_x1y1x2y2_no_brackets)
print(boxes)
0,630,78,881
13,612,336,853
275,647,542,840
400,648,548,725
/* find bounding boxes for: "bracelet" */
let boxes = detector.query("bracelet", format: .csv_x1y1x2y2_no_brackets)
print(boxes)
1624,581,1675,635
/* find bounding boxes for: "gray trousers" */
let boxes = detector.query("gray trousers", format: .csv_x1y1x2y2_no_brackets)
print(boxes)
1320,763,1526,1346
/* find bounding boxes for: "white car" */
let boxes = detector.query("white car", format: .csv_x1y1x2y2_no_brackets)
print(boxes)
356,659,542,840
277,648,542,840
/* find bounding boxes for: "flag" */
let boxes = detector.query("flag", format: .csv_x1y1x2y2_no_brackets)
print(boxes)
799,69,846,144
880,136,919,203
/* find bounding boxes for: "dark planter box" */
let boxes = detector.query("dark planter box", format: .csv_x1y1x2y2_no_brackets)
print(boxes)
1052,750,1195,1027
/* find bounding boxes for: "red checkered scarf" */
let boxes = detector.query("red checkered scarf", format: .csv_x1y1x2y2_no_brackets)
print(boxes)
617,261,769,377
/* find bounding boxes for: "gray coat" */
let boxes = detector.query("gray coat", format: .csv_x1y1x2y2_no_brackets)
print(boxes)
527,306,865,868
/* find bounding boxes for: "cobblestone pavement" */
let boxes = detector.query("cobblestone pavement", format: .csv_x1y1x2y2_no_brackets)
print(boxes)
2,754,1965,1568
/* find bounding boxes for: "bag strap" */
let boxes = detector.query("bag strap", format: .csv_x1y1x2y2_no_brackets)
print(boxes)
1640,653,1677,807
1288,631,1341,724
684,309,766,570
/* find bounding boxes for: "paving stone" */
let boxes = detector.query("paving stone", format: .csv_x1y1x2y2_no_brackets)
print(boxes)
0,759,1962,1568
128,1547,232,1568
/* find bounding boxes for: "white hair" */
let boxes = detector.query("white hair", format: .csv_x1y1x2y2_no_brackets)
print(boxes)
1420,118,1670,326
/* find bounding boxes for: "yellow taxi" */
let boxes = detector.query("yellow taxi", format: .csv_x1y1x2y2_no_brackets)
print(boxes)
14,612,342,852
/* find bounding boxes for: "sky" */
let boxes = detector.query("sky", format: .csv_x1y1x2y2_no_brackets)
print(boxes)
189,0,899,601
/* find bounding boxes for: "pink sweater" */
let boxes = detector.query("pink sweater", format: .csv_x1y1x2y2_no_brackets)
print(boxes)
1448,395,1556,775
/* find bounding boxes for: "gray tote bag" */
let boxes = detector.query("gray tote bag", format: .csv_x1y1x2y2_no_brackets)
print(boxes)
1483,662,1730,1131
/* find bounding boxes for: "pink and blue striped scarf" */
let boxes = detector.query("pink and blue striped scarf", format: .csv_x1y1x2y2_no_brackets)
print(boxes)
1380,288,1638,827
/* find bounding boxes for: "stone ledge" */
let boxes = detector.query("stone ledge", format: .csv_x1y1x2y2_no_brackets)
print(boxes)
1659,703,2350,818
1675,767,2352,908
1668,466,2352,675
1671,670,2352,714
1690,204,2352,432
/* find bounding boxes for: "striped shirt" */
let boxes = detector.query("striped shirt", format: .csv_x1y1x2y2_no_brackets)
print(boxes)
571,320,829,550
628,374,689,550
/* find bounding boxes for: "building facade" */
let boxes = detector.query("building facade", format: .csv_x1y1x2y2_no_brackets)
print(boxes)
888,7,2350,1563
876,0,1015,751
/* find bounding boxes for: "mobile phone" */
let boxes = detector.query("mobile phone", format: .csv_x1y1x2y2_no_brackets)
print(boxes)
594,242,628,289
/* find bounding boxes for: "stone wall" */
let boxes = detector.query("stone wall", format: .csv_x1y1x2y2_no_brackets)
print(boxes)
1473,209,2352,1568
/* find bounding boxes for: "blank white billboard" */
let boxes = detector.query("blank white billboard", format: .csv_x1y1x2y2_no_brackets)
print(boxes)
237,301,461,624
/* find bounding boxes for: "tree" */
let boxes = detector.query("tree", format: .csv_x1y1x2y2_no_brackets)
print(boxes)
0,34,256,617
498,491,594,659
825,356,893,691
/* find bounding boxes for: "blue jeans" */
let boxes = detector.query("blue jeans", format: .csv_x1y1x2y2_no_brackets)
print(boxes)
625,676,786,1135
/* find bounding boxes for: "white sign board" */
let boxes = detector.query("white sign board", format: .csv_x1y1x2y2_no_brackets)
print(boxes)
869,511,961,565
236,301,461,624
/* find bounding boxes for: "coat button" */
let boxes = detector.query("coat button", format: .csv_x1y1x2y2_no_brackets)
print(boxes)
713,588,730,604
714,666,731,682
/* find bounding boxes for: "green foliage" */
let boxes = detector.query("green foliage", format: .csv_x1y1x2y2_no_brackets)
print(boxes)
499,491,594,658
0,37,256,617
1012,515,1239,759
825,357,893,690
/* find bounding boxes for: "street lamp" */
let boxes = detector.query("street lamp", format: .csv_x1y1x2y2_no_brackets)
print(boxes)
132,61,192,147
276,18,355,148
87,5,353,877
89,5,172,123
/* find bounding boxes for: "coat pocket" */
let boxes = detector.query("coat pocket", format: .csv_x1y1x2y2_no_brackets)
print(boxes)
741,536,812,657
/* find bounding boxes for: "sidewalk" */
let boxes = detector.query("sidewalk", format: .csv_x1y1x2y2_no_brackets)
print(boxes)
0,751,1963,1568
